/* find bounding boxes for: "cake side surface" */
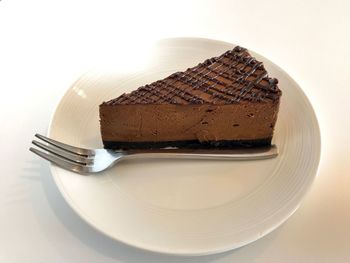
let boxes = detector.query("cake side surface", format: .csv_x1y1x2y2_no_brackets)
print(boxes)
99,100,279,149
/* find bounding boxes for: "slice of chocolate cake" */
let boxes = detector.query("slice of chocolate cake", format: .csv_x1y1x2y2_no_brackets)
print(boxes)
99,46,281,150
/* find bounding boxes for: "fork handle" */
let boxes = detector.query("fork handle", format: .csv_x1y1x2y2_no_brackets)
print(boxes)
123,145,278,161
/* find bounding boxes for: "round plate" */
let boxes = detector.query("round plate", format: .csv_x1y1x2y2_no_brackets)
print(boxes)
48,38,321,255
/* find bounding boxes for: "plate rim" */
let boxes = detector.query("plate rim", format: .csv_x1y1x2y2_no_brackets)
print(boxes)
47,37,322,256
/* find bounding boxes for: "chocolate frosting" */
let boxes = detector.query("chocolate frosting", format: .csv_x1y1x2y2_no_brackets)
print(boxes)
103,46,281,106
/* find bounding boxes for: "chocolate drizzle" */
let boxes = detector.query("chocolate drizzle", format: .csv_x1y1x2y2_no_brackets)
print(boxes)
104,46,281,106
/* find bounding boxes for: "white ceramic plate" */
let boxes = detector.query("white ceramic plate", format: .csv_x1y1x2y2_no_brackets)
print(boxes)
48,38,321,255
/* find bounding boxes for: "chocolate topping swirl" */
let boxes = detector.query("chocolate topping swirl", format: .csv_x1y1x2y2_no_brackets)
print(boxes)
104,46,281,106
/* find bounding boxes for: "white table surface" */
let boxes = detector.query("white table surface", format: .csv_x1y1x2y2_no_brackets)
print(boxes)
1,0,349,262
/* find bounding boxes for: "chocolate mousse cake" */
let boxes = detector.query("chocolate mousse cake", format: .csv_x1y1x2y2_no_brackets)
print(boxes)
99,46,281,150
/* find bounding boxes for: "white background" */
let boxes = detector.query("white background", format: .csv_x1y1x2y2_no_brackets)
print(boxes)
1,0,349,262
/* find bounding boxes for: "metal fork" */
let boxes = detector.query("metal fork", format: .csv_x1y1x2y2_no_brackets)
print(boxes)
30,134,278,174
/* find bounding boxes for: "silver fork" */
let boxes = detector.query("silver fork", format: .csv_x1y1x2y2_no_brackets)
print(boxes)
30,134,278,174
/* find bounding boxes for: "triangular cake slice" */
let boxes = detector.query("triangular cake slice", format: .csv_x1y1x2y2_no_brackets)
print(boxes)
99,46,281,149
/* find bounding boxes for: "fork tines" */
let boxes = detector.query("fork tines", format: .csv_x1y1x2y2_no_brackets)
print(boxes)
30,134,94,173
